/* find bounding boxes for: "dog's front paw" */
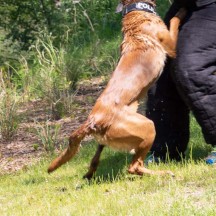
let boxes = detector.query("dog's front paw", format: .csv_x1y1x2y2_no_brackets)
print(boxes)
83,172,94,180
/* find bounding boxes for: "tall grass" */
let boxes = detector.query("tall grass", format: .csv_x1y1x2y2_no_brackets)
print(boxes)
34,120,61,153
32,36,75,119
0,70,20,141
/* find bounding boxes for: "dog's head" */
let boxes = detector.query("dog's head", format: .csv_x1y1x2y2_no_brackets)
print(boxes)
116,0,156,13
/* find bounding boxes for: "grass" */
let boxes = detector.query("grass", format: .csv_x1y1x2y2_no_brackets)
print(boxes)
0,116,216,216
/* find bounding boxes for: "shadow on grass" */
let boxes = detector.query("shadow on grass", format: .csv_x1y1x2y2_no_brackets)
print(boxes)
86,151,133,184
185,143,212,161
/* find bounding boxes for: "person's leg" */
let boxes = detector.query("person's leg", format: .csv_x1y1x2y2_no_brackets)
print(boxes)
146,2,190,161
174,3,216,147
146,60,190,161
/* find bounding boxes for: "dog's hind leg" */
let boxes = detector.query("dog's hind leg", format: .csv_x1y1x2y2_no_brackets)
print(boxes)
83,144,105,180
128,146,174,176
106,110,174,176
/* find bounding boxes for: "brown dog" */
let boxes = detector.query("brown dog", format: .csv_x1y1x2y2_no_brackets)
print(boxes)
48,0,186,178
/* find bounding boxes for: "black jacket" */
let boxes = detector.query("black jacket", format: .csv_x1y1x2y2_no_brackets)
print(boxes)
175,0,215,8
196,0,216,7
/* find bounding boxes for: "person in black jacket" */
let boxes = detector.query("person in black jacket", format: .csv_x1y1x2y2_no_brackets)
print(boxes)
146,0,216,164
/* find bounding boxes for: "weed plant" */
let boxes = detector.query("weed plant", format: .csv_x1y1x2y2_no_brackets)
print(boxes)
0,70,20,141
34,120,61,153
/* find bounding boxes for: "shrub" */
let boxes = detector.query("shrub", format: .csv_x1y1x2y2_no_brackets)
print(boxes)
34,120,61,153
32,35,76,119
0,70,20,141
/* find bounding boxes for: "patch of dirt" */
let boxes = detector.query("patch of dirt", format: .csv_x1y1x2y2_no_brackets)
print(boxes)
0,77,106,174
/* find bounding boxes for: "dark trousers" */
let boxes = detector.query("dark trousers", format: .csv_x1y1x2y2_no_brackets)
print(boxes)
146,2,216,160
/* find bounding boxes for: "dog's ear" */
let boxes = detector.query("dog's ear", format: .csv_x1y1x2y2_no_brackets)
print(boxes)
116,2,123,13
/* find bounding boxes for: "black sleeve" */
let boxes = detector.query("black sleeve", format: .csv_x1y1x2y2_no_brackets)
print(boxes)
164,2,181,27
196,0,216,7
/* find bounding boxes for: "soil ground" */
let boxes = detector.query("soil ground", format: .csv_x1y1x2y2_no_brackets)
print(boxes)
0,77,106,174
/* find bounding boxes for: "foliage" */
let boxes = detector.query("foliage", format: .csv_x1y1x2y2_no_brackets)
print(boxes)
0,0,121,64
34,120,61,153
0,0,54,65
32,35,75,119
0,70,20,141
0,0,171,99
0,0,56,49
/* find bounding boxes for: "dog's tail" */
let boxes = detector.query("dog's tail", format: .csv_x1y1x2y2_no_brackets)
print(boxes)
47,121,91,173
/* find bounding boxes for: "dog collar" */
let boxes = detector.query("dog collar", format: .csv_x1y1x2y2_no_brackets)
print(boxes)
122,2,156,16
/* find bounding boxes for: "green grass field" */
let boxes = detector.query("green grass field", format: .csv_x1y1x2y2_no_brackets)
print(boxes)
0,116,215,216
